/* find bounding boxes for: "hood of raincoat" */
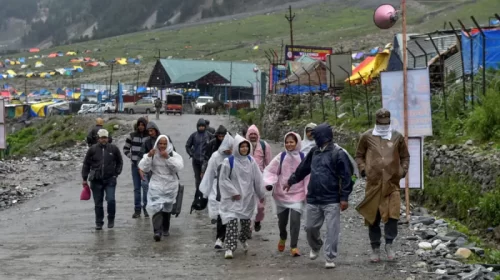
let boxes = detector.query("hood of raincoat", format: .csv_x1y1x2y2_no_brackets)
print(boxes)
197,118,206,132
284,132,302,154
153,135,174,154
218,133,234,154
246,125,261,142
303,123,317,141
135,117,148,133
146,121,161,136
234,134,253,158
313,123,333,147
215,125,228,136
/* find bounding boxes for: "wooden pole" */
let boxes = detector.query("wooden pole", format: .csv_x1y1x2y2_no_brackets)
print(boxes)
402,0,410,222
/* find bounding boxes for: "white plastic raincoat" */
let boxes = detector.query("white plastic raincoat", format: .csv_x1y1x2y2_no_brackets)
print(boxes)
300,123,317,156
263,132,308,215
218,134,266,225
138,135,184,215
199,133,234,220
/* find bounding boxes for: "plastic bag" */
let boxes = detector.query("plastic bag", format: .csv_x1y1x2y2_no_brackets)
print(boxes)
80,184,91,200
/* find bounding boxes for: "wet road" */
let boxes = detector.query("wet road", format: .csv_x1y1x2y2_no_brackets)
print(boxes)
0,114,417,280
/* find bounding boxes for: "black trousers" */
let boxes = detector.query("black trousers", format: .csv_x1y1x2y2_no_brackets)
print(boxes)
369,210,398,249
90,177,117,226
192,159,203,199
152,212,172,234
216,215,226,242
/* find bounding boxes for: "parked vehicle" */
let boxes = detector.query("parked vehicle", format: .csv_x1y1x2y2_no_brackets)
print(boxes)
123,98,164,114
165,94,183,115
77,102,115,115
194,96,213,113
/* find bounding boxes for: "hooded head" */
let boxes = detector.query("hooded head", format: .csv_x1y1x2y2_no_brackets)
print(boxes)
96,118,104,126
136,117,148,133
303,123,317,141
284,132,302,153
215,125,228,142
312,123,333,148
205,120,211,127
218,133,234,155
154,135,174,154
146,121,161,139
246,124,260,144
197,118,206,133
233,134,252,158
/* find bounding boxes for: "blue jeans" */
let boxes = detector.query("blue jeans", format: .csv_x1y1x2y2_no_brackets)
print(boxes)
131,163,148,210
91,177,117,226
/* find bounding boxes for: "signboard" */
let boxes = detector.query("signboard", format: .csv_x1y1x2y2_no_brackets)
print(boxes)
400,137,424,189
0,98,5,149
285,45,333,61
326,53,352,89
381,69,433,136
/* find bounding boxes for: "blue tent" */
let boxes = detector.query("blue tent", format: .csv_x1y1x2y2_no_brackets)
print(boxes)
279,84,328,95
462,28,500,74
137,86,147,93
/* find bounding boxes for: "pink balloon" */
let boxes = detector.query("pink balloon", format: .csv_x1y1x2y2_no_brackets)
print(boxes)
373,4,398,29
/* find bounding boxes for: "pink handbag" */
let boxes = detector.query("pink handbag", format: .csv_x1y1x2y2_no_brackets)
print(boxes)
80,184,91,200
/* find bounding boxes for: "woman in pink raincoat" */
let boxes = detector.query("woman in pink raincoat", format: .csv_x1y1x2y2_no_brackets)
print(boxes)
263,132,308,257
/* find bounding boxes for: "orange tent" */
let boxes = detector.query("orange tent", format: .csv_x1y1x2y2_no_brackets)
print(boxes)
86,62,99,67
48,53,57,58
29,48,40,53
70,58,82,63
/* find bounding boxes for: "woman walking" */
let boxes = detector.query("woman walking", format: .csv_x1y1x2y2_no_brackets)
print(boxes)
139,135,184,242
263,132,308,257
199,133,234,250
218,135,266,259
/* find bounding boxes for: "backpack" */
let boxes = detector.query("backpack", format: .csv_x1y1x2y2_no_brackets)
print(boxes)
278,151,305,176
154,99,162,108
331,145,359,179
253,140,266,168
215,155,252,202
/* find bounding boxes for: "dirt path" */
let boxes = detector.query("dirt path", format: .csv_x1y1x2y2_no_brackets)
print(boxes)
0,113,421,280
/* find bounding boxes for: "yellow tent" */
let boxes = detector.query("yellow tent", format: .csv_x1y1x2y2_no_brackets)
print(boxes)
6,70,17,76
73,66,83,71
9,61,15,65
66,51,77,56
116,59,127,65
72,93,81,99
347,49,390,85
35,61,44,68
40,72,48,78
49,71,56,76
26,72,34,78
30,102,54,117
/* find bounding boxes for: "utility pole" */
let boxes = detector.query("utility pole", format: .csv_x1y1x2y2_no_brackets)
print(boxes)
136,68,140,102
285,5,296,52
401,0,410,222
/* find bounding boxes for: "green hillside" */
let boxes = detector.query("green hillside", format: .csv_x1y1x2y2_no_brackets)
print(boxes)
3,0,497,90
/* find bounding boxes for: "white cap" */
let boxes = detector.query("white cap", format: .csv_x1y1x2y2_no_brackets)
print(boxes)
97,129,109,138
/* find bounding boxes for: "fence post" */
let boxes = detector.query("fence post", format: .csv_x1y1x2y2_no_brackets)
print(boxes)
449,22,467,111
428,34,448,120
314,66,326,122
458,20,474,107
358,72,371,125
303,67,313,120
338,66,355,117
471,16,487,97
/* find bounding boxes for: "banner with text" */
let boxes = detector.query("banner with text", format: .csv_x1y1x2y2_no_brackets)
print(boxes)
285,45,333,61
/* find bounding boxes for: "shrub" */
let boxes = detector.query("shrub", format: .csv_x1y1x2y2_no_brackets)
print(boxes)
465,88,500,141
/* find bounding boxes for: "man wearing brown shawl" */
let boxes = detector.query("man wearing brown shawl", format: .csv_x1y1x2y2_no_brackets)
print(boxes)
355,108,410,263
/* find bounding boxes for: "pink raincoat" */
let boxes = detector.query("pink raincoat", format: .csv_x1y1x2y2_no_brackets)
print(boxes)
263,132,308,214
246,125,272,222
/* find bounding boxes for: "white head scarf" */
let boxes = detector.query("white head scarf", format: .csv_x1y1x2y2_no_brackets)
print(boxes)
218,133,234,155
153,135,174,153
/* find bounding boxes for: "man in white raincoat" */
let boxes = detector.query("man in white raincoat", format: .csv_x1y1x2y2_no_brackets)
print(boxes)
218,134,266,259
199,133,234,250
138,135,184,242
301,123,317,156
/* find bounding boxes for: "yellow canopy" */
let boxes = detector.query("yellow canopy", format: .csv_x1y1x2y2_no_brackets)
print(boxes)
30,102,54,117
347,49,390,85
6,70,17,76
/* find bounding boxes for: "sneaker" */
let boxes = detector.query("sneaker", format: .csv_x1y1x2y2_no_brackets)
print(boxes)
162,230,170,237
132,211,141,219
214,238,224,250
385,244,395,261
278,239,286,252
95,224,103,230
254,221,261,232
309,250,319,260
107,220,114,229
370,248,381,263
154,233,161,242
241,242,249,253
143,207,149,218
325,261,336,269
225,250,233,259
290,248,301,257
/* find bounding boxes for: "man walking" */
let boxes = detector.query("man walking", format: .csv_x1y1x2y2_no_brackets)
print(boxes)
86,118,113,147
123,117,149,219
205,119,216,135
185,118,212,211
202,125,228,176
355,108,410,262
246,124,272,232
285,123,353,269
154,98,162,120
82,129,123,230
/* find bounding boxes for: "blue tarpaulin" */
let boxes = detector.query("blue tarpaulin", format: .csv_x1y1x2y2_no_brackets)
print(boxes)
462,28,500,74
279,84,328,94
118,83,123,112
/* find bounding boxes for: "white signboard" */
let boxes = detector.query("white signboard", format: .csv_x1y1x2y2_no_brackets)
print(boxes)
0,98,5,149
381,69,433,136
400,137,423,189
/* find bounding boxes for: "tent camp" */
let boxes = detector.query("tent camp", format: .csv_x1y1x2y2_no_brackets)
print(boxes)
35,61,44,68
29,48,40,53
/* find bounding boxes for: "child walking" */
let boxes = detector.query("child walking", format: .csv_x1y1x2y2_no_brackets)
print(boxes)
263,132,308,257
218,135,265,259
199,133,234,250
